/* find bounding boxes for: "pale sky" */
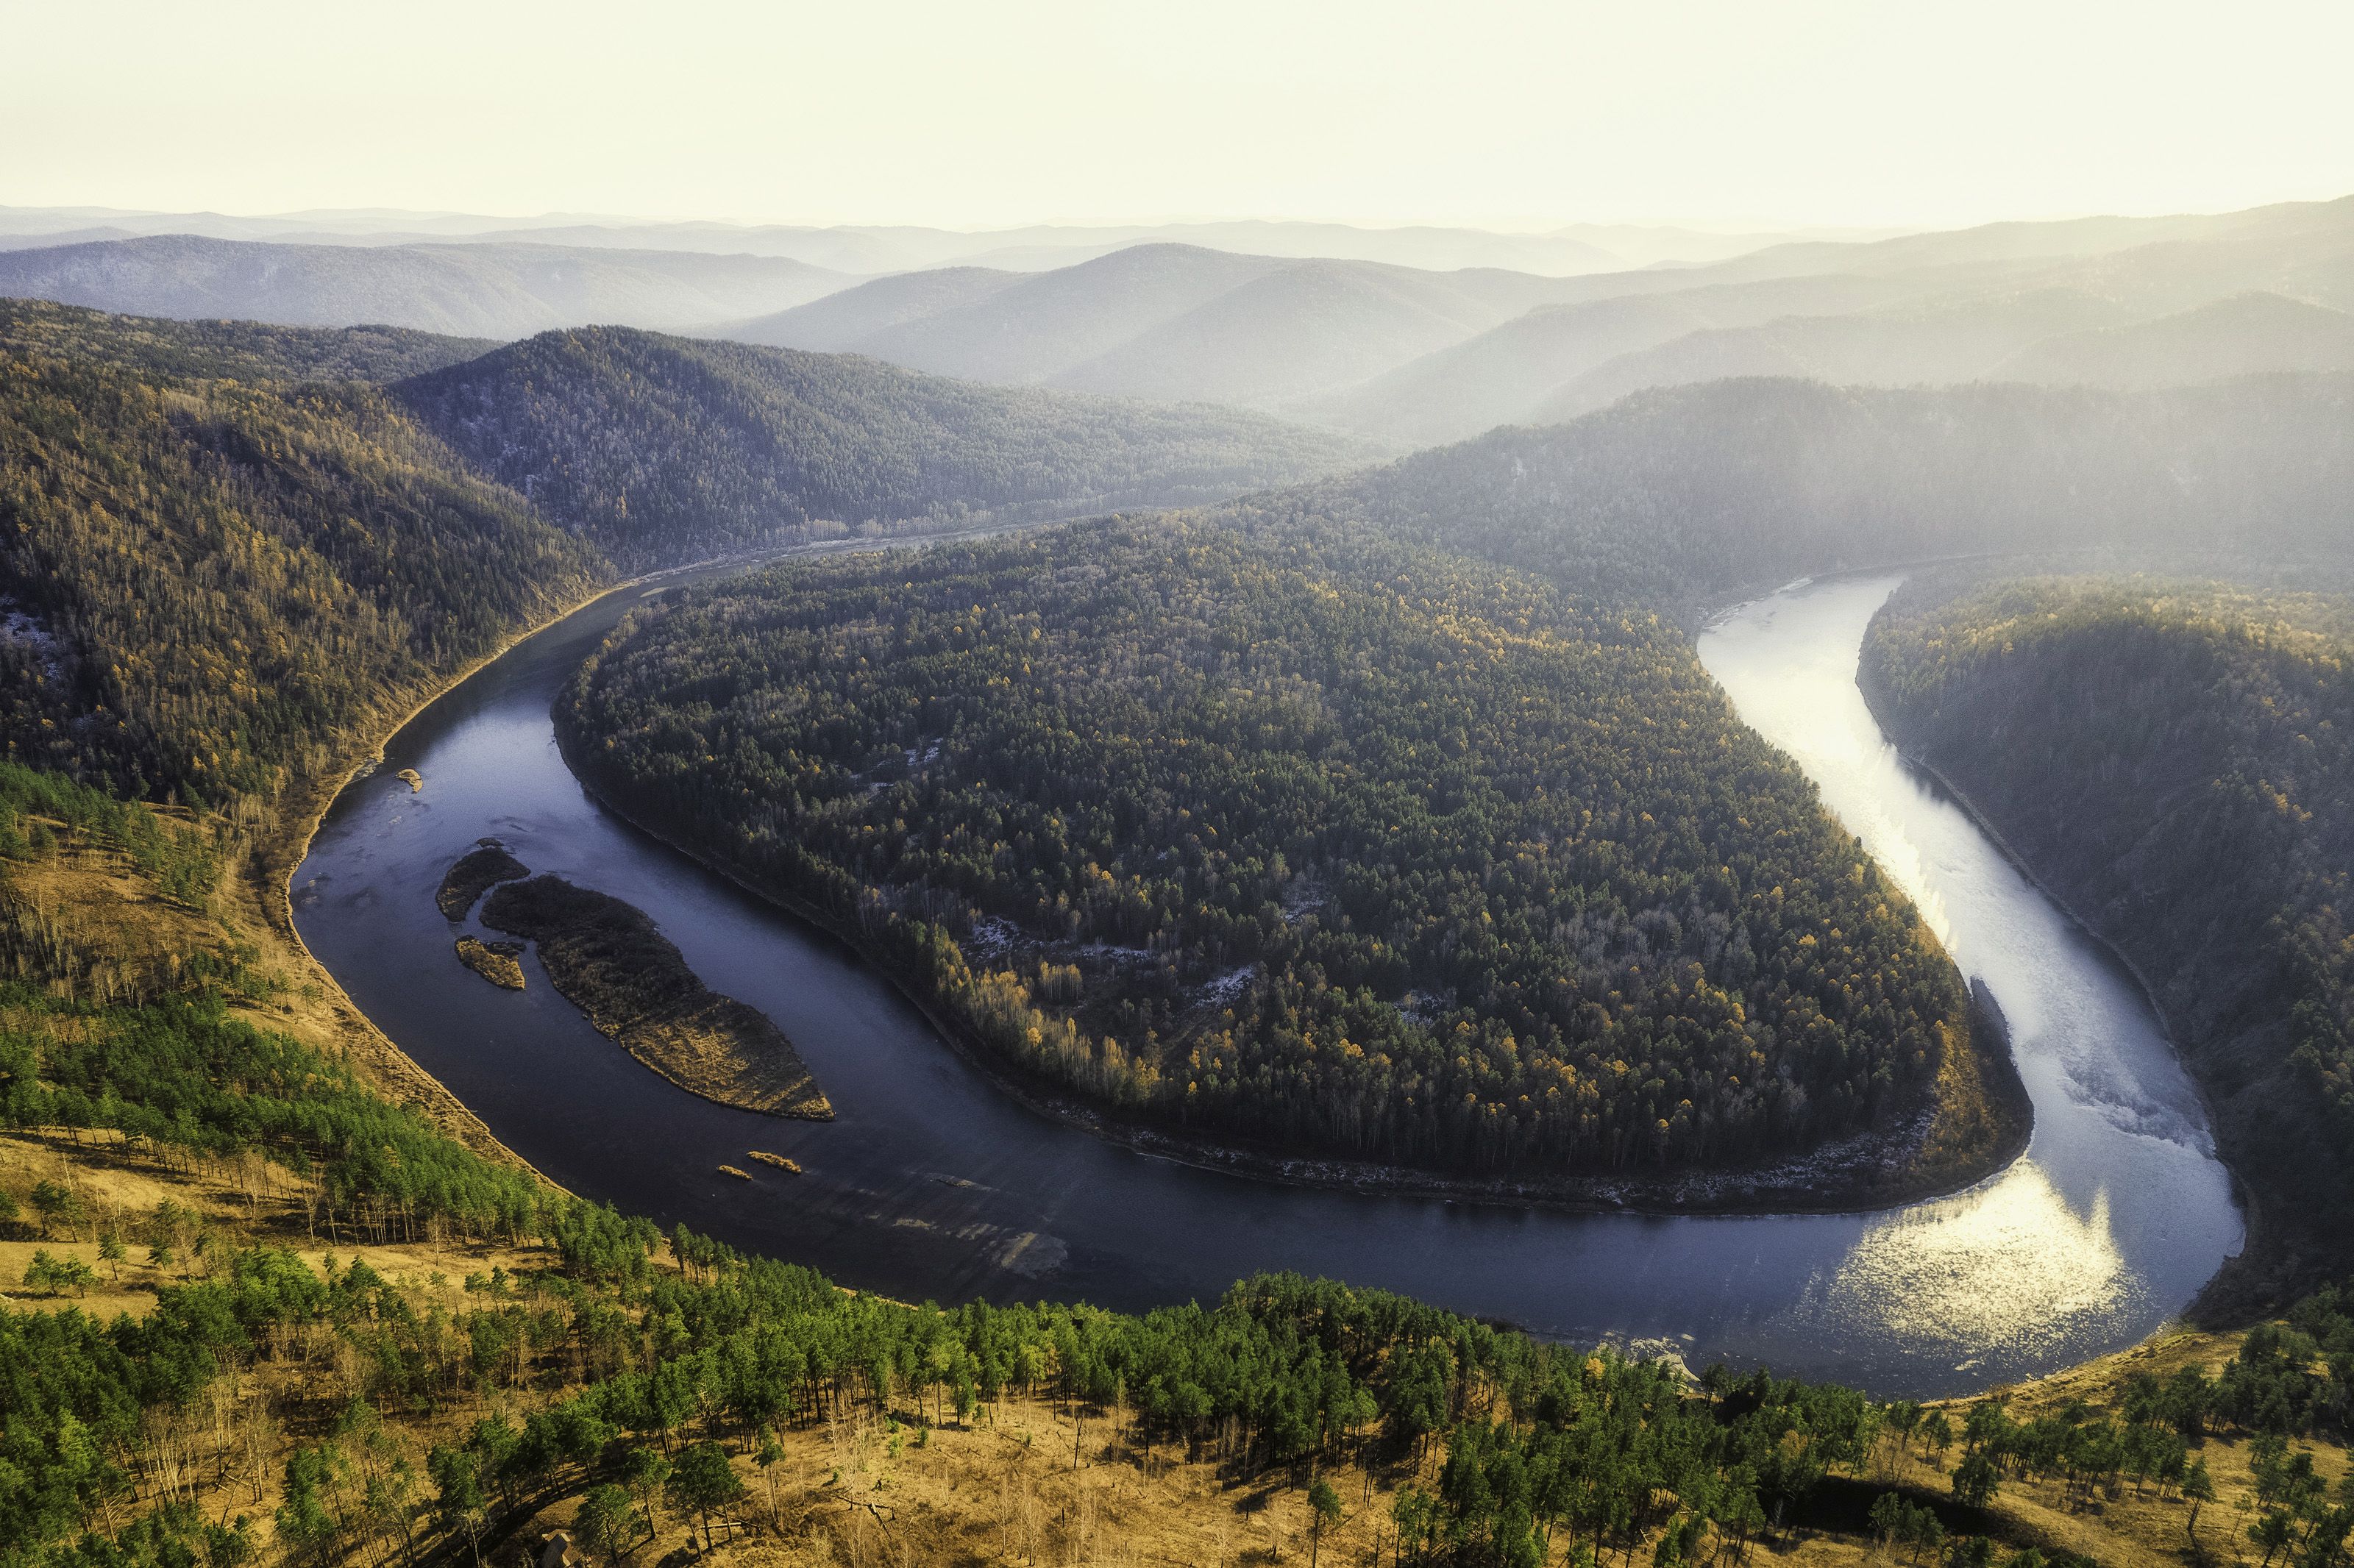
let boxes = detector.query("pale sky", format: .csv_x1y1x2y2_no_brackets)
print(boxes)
5,0,2350,231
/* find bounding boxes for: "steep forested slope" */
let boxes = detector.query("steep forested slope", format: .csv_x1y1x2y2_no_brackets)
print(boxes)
561,515,1991,1184
1310,376,2354,605
0,312,606,803
394,326,1370,569
1861,579,2354,1294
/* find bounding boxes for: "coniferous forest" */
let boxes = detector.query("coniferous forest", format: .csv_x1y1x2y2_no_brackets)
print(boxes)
2,283,2353,1568
393,327,1373,570
0,304,1362,805
1862,577,2354,1289
560,514,1971,1175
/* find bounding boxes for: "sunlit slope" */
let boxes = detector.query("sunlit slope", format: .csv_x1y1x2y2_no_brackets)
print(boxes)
0,308,605,804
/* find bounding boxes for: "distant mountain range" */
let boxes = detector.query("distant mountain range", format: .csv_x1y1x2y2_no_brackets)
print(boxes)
0,235,850,338
728,244,1618,407
0,204,1893,274
1,195,2347,443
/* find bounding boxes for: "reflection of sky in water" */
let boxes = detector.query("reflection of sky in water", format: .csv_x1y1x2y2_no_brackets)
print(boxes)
1699,578,2236,1370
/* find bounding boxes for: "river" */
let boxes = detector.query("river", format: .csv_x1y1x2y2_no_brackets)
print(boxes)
293,566,2241,1395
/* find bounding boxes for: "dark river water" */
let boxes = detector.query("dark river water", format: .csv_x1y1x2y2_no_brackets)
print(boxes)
294,566,2241,1395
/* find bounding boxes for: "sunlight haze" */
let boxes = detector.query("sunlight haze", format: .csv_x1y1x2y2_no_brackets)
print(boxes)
6,0,2349,229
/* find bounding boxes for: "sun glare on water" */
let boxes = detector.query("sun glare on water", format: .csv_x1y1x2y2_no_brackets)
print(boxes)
1814,1161,2133,1360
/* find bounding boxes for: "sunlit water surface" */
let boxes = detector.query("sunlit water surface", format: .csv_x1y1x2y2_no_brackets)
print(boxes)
294,566,2239,1394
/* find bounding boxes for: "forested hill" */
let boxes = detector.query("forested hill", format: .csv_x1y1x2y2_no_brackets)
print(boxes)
0,309,607,804
1303,375,2354,605
561,513,2007,1187
1861,579,2354,1298
0,296,495,383
0,305,1371,806
394,326,1373,569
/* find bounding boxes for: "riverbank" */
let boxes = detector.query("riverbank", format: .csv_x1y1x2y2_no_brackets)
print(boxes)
285,556,2241,1392
561,753,2032,1222
481,872,833,1120
252,523,1061,1180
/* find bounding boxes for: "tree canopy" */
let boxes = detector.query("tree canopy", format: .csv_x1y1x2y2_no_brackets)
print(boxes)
561,513,1967,1175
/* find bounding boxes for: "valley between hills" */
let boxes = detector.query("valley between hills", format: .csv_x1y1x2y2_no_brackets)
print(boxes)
3,193,2354,1568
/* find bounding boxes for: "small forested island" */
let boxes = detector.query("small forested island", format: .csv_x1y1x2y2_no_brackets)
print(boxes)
1863,576,2354,1295
559,513,2015,1196
435,838,530,919
480,872,833,1119
454,934,527,989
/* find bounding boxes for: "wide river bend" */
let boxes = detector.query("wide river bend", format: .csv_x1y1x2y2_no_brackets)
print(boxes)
295,569,2241,1395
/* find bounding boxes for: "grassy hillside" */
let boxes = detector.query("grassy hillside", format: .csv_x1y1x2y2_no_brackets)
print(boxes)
0,235,853,338
1860,578,2354,1303
556,513,2007,1190
394,325,1372,569
2,760,2346,1568
0,312,606,806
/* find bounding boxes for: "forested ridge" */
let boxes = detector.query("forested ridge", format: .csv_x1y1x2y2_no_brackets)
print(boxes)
0,304,1366,808
1297,376,2354,605
561,514,1976,1177
394,326,1372,570
1861,579,2354,1294
0,299,497,385
0,313,607,804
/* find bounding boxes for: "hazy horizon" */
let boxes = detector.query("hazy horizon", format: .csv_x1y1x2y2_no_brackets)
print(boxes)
7,1,2350,232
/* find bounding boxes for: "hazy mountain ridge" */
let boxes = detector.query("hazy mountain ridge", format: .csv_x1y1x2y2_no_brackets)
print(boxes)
0,296,497,383
1528,287,2141,424
733,243,1616,408
394,324,1373,569
8,195,2350,442
1291,374,2354,602
1994,292,2354,387
1326,199,2354,441
726,195,2354,435
0,234,855,338
0,204,1861,273
1304,273,1987,444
